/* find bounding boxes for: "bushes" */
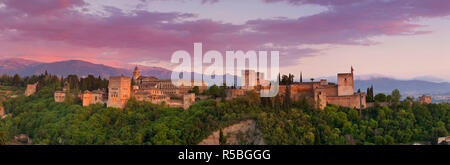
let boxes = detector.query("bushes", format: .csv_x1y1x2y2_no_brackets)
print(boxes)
1,82,449,145
257,100,449,145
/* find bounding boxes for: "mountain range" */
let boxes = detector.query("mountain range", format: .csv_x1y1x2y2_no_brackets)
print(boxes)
355,78,450,98
319,75,450,102
0,58,449,102
0,58,172,79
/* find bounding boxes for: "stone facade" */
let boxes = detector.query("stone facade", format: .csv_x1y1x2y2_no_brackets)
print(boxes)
337,73,354,96
314,88,327,110
132,67,206,109
82,89,107,106
142,79,206,97
166,93,196,110
277,67,366,110
107,76,131,109
419,95,432,104
134,88,170,105
25,83,38,96
137,77,180,97
52,67,203,109
54,91,66,103
327,94,366,109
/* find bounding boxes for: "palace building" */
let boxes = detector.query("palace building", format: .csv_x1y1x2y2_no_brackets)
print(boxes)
238,67,366,110
82,89,107,107
107,76,131,109
278,67,366,110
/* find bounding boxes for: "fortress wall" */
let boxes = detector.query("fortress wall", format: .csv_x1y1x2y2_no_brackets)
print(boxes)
323,85,338,97
279,84,316,99
327,94,366,109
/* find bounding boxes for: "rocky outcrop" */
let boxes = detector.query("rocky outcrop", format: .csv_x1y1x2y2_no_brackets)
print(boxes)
199,120,265,145
13,134,32,145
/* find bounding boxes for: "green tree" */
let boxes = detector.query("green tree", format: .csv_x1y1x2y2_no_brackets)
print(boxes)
391,89,402,103
190,86,200,95
219,128,227,145
314,129,321,145
366,85,374,102
374,93,387,102
12,74,22,86
387,95,393,103
208,85,219,98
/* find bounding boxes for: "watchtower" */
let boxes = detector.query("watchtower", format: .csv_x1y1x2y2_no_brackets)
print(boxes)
337,67,354,96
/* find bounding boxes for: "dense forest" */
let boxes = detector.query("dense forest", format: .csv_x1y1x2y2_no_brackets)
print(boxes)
0,73,449,145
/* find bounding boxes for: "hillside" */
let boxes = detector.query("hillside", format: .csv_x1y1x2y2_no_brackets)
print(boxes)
0,58,42,75
198,120,265,145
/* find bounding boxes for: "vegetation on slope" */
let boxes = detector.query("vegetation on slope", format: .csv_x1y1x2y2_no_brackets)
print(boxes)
0,74,449,145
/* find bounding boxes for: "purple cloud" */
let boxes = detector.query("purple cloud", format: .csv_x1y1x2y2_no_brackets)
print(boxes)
0,0,85,15
0,0,449,67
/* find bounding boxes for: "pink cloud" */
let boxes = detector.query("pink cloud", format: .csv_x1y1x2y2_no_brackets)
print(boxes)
0,0,449,67
0,0,85,15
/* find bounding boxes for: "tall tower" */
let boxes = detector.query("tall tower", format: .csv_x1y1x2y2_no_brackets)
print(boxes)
337,67,355,96
132,66,140,81
241,70,256,90
107,76,131,109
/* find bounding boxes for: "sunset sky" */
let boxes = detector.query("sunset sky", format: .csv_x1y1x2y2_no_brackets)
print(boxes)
0,0,449,81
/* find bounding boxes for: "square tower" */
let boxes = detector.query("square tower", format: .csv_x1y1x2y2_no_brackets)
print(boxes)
241,70,257,90
337,67,354,96
107,76,131,109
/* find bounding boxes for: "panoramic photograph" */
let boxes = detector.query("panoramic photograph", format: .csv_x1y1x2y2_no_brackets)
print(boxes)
0,0,449,162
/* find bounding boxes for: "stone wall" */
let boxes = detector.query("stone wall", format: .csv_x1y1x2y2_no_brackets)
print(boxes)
327,93,366,109
82,90,106,107
314,88,327,110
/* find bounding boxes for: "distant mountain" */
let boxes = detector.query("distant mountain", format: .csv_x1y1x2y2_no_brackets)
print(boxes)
0,58,171,79
0,58,42,75
355,77,450,99
411,76,447,83
313,73,450,102
138,65,172,79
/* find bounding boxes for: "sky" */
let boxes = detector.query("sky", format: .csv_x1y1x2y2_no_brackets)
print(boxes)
0,0,449,81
